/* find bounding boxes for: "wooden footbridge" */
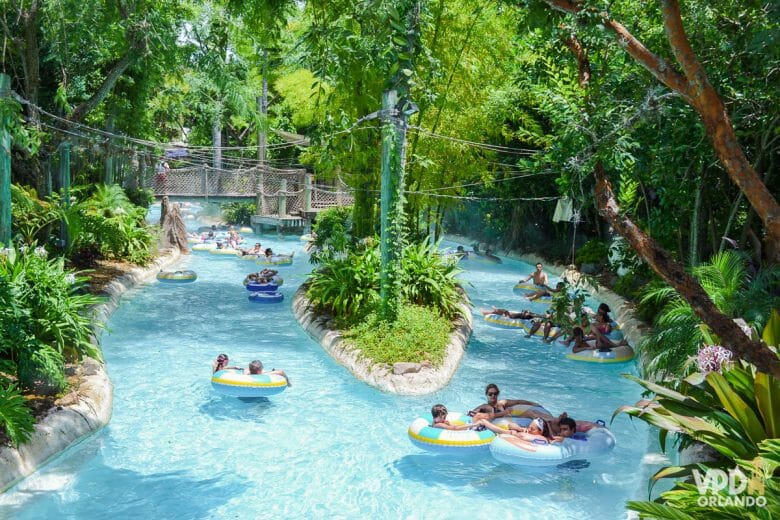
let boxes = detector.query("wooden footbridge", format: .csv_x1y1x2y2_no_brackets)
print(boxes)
143,165,353,232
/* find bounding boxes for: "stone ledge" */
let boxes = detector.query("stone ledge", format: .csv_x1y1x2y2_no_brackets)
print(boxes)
0,248,182,493
291,285,473,395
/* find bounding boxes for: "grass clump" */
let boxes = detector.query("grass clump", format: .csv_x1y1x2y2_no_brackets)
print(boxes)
343,304,452,366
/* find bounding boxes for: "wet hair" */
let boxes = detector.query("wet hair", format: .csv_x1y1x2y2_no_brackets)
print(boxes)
559,417,577,431
431,404,448,419
248,360,263,374
485,383,500,396
215,353,229,370
265,248,273,256
572,327,584,338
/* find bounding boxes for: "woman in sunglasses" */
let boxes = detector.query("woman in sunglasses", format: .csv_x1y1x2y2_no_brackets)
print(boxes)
468,383,542,422
212,353,242,374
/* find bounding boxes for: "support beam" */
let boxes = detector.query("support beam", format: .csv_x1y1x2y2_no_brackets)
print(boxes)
59,140,71,247
0,73,11,245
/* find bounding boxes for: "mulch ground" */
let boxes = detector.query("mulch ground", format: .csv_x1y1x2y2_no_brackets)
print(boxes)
1,258,146,448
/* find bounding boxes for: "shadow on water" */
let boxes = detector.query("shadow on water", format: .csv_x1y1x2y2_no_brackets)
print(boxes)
0,441,248,520
199,395,274,421
390,453,580,500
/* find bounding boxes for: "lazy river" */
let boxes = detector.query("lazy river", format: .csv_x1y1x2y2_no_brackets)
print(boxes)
0,206,659,519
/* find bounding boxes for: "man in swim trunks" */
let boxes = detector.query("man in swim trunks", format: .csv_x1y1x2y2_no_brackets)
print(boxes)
570,327,629,353
520,262,549,287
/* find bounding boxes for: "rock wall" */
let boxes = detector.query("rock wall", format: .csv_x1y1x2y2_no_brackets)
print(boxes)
0,248,182,493
292,285,473,395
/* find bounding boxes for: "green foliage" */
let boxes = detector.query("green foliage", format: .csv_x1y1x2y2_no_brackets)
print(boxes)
63,185,155,266
400,241,465,320
343,304,452,366
10,184,60,245
124,187,156,209
305,245,381,320
575,239,610,265
0,245,103,391
310,206,354,265
221,201,256,226
639,252,779,379
0,384,36,447
306,237,466,323
616,363,780,519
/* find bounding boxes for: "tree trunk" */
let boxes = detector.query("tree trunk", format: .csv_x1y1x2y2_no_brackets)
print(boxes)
542,0,780,264
593,163,779,377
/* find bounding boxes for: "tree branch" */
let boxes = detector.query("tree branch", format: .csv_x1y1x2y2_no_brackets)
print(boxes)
593,162,779,377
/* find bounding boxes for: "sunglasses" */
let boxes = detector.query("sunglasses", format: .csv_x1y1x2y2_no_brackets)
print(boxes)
487,392,499,397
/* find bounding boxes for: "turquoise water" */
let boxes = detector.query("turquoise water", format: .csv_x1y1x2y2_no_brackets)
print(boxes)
0,213,655,518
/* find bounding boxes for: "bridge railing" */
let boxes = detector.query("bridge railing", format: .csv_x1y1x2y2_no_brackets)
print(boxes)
143,165,354,216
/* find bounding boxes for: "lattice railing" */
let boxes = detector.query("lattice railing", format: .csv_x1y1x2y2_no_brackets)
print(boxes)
143,165,353,217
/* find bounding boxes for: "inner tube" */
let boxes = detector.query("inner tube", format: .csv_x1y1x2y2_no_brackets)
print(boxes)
239,227,253,234
566,345,635,363
512,283,553,304
192,243,217,251
482,313,561,338
408,412,495,454
256,255,294,266
211,369,288,397
246,282,279,293
489,424,616,467
300,234,316,243
157,270,198,283
248,291,284,304
209,247,241,256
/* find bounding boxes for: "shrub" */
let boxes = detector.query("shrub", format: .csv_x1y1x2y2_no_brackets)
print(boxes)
0,384,36,447
63,184,155,265
310,206,353,264
221,201,256,226
305,245,380,320
343,304,452,365
575,238,609,265
124,187,155,208
0,245,103,391
400,241,465,320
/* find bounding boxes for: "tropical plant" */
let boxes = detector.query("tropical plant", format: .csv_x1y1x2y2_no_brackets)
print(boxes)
0,245,103,391
63,184,155,266
221,201,256,226
305,245,381,320
638,251,779,379
400,241,465,320
10,184,61,245
615,359,780,519
0,384,36,447
575,239,610,266
309,206,354,265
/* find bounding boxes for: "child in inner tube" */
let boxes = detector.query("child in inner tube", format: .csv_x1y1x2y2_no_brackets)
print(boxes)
430,404,481,431
212,353,241,374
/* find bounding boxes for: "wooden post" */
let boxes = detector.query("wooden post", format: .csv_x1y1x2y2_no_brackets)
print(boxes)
104,115,114,184
59,140,71,247
257,49,268,165
257,172,266,215
278,178,287,217
0,73,11,245
304,173,312,212
202,163,209,203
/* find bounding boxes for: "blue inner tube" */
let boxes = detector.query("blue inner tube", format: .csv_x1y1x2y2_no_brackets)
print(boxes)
246,282,279,292
248,291,284,304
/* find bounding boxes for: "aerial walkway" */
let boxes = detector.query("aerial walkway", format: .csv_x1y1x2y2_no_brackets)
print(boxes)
143,164,353,232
